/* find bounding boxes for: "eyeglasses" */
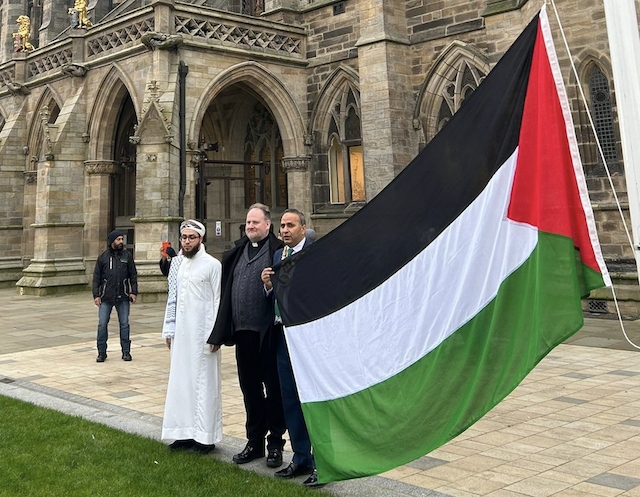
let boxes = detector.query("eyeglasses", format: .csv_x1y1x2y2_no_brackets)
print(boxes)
180,234,200,241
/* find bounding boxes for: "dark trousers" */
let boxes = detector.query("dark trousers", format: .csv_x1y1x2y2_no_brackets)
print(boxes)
275,326,314,467
235,329,286,451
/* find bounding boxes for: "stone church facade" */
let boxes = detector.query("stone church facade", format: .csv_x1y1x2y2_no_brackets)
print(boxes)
0,0,636,314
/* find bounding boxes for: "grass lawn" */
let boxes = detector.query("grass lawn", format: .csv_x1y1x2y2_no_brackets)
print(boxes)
0,395,318,497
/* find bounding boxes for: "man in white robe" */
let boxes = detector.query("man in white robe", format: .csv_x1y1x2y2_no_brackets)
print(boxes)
161,220,223,453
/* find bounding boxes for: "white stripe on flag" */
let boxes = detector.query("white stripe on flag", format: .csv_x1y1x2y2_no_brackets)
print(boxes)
285,149,539,403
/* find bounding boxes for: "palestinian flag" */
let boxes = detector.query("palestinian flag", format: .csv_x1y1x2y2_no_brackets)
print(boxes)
272,5,610,484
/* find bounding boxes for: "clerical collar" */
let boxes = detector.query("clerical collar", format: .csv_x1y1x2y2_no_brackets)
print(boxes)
252,236,268,248
247,235,269,259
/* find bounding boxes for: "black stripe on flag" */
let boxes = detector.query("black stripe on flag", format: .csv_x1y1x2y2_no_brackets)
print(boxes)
274,14,540,326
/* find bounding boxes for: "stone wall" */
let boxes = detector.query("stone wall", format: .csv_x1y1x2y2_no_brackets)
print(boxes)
0,0,636,309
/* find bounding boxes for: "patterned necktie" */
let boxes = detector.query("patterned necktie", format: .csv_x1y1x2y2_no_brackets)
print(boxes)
281,246,293,260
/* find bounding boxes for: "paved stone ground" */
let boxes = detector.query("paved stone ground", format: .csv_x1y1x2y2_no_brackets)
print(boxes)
1,288,640,497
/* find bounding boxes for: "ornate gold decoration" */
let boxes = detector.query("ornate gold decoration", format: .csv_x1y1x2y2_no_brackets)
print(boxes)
69,0,92,29
13,15,35,52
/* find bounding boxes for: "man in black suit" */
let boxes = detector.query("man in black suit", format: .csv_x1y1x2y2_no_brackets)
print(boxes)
261,209,320,487
208,203,286,469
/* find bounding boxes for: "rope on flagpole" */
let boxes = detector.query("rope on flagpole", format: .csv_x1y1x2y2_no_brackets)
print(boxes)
550,0,640,350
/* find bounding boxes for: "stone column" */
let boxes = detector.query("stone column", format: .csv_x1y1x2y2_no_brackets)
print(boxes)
130,141,183,303
21,170,38,264
129,91,182,302
0,109,29,288
0,169,25,287
17,158,87,295
355,0,415,200
130,7,186,301
282,155,312,221
39,0,75,46
16,102,88,295
83,161,117,274
1,0,25,62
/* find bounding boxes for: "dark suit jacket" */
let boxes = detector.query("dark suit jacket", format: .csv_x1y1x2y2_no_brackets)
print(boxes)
272,237,312,267
269,237,312,325
207,232,283,346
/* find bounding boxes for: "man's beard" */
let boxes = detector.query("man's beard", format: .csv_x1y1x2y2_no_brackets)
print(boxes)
182,241,201,258
113,242,123,250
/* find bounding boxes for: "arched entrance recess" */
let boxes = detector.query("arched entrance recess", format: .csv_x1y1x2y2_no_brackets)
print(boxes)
87,66,140,256
191,63,305,253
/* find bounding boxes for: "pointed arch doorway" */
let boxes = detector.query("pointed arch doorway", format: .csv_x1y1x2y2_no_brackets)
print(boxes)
111,95,137,253
197,84,287,255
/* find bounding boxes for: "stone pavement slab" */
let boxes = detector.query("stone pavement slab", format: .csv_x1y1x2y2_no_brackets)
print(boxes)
1,288,640,497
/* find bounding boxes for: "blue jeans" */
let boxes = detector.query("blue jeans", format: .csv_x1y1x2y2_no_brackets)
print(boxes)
96,300,131,355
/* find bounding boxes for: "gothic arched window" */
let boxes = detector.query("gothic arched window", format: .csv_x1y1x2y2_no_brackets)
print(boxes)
415,43,489,144
243,102,286,208
589,66,618,165
328,87,364,204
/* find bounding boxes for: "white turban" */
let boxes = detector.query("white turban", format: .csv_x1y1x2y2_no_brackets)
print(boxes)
180,219,205,237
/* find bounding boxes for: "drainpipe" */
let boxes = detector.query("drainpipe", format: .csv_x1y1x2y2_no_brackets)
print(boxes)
178,61,188,217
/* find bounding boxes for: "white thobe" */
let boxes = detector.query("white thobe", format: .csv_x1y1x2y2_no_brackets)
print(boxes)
161,245,223,445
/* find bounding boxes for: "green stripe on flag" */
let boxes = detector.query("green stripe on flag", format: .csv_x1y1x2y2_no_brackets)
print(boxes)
304,231,604,483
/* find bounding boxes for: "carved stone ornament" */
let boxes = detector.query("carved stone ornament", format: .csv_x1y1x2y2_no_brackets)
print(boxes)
61,63,88,77
6,81,30,95
24,171,37,184
412,118,422,130
40,106,54,160
147,154,157,161
141,32,183,51
84,161,118,175
281,156,310,173
130,95,173,145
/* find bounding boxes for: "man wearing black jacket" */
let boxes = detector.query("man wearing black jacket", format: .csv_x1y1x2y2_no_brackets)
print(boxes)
92,230,138,363
208,203,286,469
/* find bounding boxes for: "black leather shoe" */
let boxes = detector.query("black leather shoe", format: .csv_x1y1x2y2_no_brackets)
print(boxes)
122,352,132,361
96,354,107,363
168,439,195,451
303,469,324,487
266,448,283,468
232,443,264,464
274,462,313,478
188,442,215,454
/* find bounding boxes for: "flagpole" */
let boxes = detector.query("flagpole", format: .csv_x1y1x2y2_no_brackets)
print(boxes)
603,0,640,280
